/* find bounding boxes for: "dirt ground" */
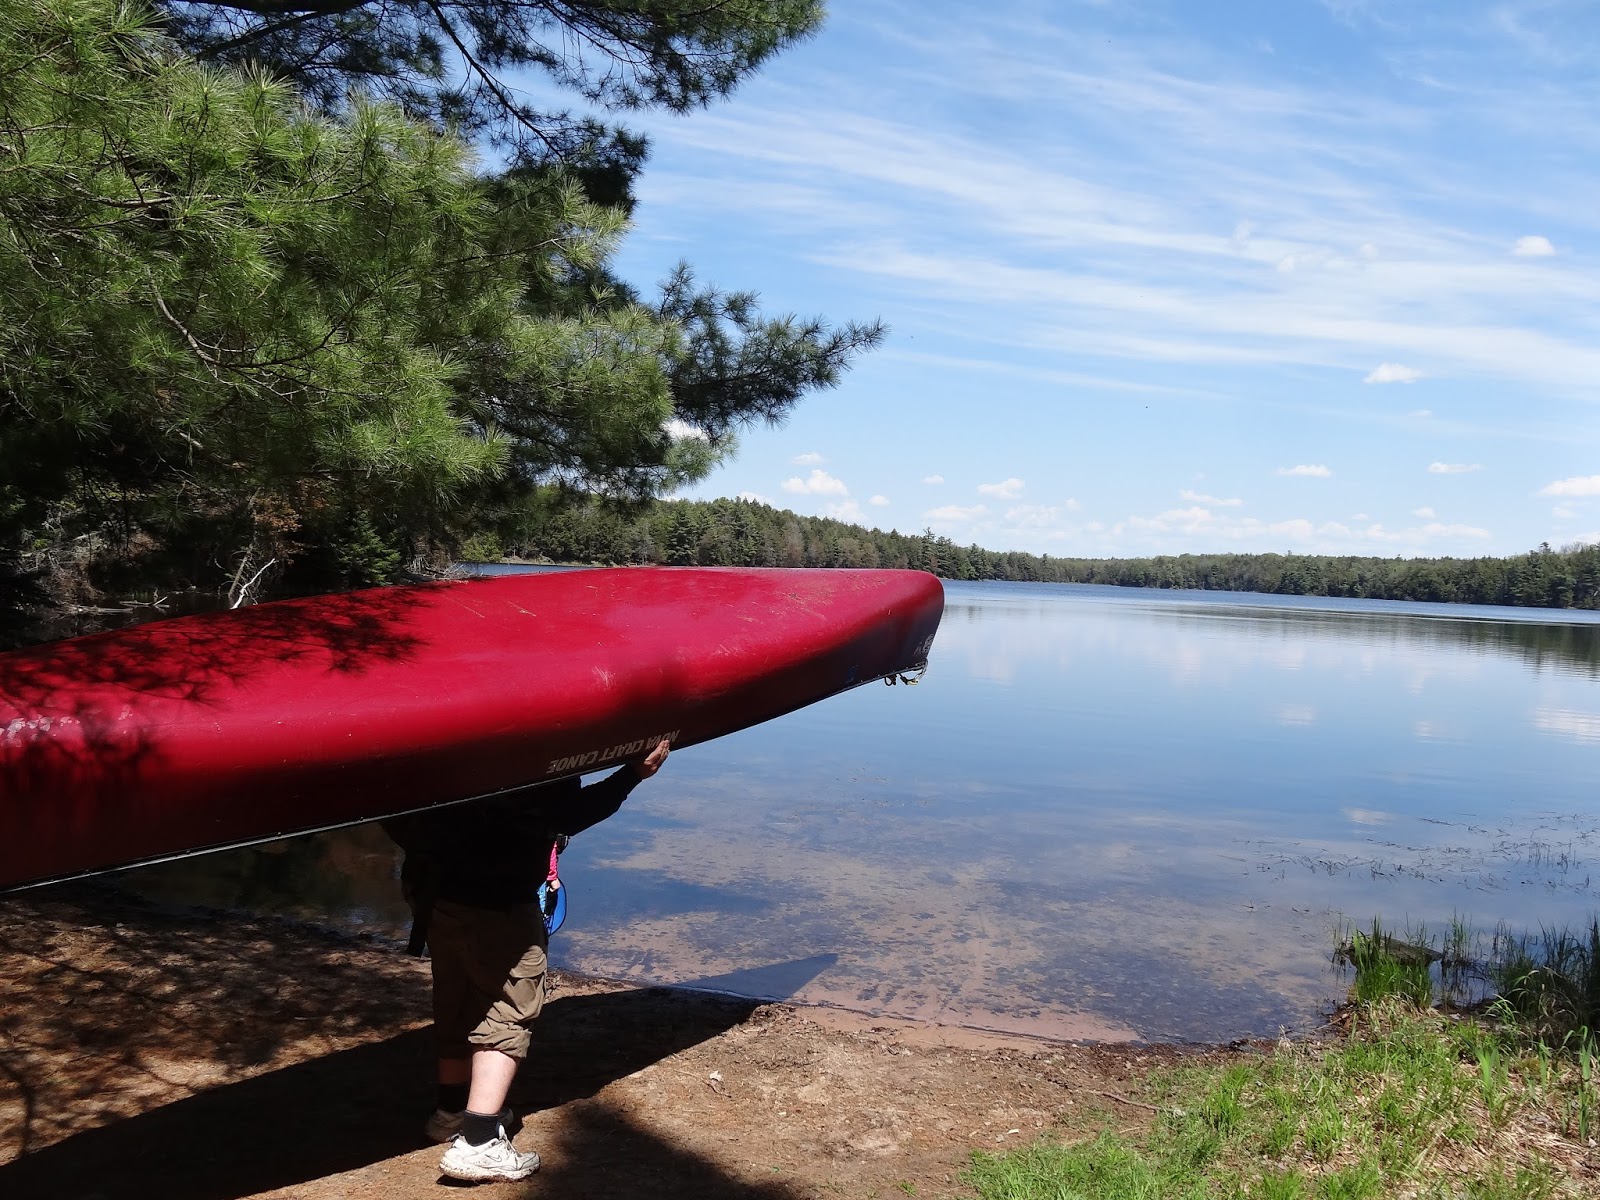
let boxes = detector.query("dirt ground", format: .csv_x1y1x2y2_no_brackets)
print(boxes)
0,886,1257,1200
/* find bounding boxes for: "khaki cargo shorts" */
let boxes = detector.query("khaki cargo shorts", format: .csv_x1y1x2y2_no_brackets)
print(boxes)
427,899,549,1060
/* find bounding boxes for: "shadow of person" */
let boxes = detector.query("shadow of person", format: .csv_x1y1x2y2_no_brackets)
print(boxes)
514,1101,811,1200
0,979,807,1200
671,954,841,1002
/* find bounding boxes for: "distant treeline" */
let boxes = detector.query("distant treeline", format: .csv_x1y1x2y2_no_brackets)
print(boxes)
482,495,1600,610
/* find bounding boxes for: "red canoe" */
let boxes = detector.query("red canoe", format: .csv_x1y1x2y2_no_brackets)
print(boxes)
0,568,943,892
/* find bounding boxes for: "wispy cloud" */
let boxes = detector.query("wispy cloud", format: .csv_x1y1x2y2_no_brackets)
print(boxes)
977,477,1026,499
1181,489,1243,507
661,94,1600,392
1540,475,1600,497
782,468,849,496
1412,506,1436,518
643,2,1599,556
869,494,891,506
791,451,824,465
925,503,988,522
1004,503,1072,528
1364,362,1424,383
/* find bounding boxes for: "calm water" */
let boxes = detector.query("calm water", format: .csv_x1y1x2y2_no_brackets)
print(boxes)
109,580,1600,1043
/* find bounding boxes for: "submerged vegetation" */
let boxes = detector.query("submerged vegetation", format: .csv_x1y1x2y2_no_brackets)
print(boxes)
967,918,1600,1199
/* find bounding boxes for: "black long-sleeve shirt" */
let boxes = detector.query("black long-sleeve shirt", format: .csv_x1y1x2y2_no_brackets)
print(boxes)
386,767,642,909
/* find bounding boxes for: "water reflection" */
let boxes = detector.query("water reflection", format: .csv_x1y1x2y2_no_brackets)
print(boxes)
105,581,1600,1044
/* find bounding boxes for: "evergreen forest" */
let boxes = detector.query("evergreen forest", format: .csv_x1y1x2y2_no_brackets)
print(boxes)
489,494,1600,611
1,0,874,637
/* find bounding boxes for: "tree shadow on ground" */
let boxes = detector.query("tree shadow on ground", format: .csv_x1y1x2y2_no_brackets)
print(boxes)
0,983,824,1200
0,890,833,1200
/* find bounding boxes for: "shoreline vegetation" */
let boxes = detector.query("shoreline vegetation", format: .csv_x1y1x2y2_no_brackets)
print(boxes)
470,494,1600,611
964,917,1600,1199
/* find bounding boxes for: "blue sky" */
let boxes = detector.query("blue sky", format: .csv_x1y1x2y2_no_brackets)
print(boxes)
603,0,1600,558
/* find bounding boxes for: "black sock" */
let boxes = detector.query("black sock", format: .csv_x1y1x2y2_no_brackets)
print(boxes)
437,1083,468,1114
461,1110,503,1146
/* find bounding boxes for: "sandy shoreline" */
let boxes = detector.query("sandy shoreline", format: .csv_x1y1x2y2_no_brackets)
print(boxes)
0,884,1253,1198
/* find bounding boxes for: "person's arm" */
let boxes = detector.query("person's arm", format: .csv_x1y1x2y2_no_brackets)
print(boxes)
552,739,671,836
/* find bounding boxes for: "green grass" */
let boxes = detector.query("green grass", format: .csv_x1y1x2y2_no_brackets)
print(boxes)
966,917,1600,1200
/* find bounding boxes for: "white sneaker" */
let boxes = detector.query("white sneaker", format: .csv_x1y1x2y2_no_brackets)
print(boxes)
439,1133,541,1182
424,1109,462,1143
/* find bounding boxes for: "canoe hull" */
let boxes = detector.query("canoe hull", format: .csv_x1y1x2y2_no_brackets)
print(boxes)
0,568,944,891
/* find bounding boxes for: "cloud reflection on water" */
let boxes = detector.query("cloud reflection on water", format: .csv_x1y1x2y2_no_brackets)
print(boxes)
106,582,1600,1046
557,585,1600,1042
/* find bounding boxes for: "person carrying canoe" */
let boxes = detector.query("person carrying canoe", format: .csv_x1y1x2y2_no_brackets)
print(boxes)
383,737,671,1183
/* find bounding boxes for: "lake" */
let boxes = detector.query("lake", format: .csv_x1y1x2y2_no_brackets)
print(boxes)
108,578,1600,1044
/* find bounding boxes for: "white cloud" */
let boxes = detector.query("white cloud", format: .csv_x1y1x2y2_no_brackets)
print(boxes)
1513,235,1556,257
1410,409,1433,418
664,418,708,441
1428,462,1482,474
977,477,1026,499
1351,512,1370,521
1412,506,1436,518
921,474,945,485
791,451,824,465
1553,506,1576,518
1540,475,1600,497
826,499,865,523
1276,464,1331,477
1107,506,1490,555
1004,504,1067,528
737,490,773,505
1364,362,1424,384
1181,489,1243,507
925,504,988,522
869,494,891,507
781,468,849,497
1399,522,1492,540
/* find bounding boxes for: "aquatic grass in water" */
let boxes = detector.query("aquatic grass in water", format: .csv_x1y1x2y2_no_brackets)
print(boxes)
1490,919,1600,1048
1341,918,1436,1009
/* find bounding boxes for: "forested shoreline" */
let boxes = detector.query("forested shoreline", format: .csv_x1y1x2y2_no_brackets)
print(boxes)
486,494,1600,610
